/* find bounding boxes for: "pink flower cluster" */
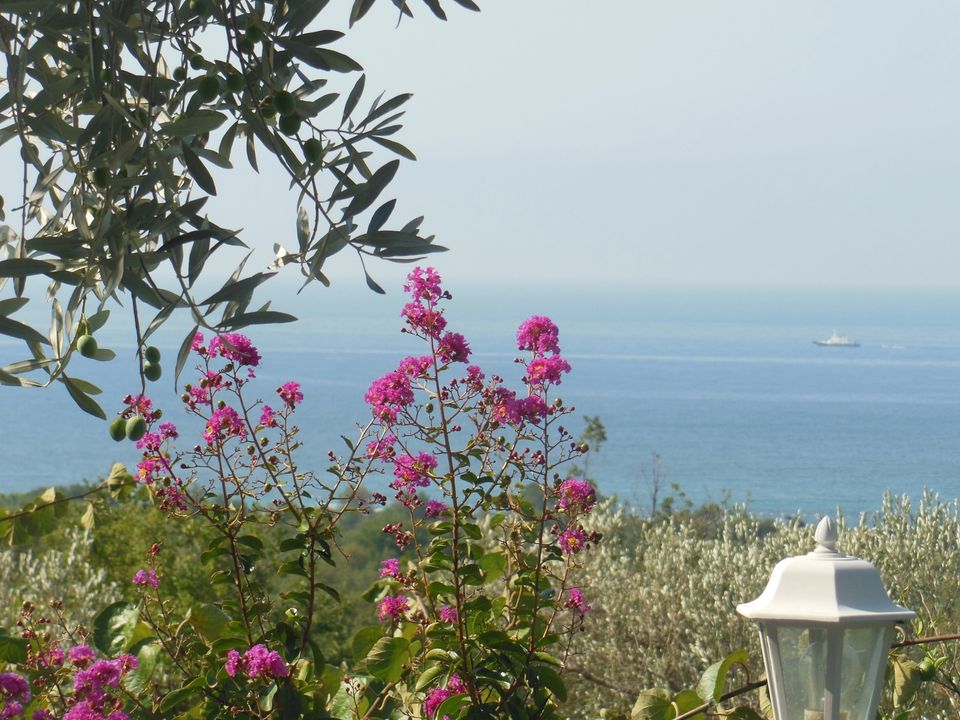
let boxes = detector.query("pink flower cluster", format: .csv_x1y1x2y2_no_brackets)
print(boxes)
66,651,137,720
379,558,402,581
224,645,289,681
424,499,449,518
439,605,458,624
366,433,397,462
564,588,592,615
558,527,587,555
194,332,261,369
423,674,467,718
391,452,436,491
277,381,303,409
202,405,246,446
557,478,596,514
365,370,415,424
516,316,560,355
377,594,409,622
132,569,159,589
0,672,30,720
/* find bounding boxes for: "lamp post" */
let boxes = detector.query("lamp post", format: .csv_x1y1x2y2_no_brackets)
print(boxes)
737,516,914,720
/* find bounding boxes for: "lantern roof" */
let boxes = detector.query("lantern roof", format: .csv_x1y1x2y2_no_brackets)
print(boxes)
737,516,916,625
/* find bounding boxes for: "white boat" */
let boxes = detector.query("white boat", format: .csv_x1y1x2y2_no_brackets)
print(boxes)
814,330,860,347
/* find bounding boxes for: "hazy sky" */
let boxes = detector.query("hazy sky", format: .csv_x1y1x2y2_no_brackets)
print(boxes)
266,0,959,290
7,1,960,295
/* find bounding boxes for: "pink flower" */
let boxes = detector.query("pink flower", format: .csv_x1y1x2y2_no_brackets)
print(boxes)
379,558,402,580
401,301,447,338
136,456,165,484
516,316,560,355
515,395,548,422
437,332,471,364
525,355,571,387
67,645,96,668
158,421,178,439
202,406,246,445
557,478,596,514
425,499,449,518
465,365,485,391
209,333,261,368
377,594,409,622
489,387,519,425
40,647,64,668
558,528,586,555
0,673,30,706
398,355,432,378
277,381,303,409
403,267,443,302
423,686,451,718
225,645,288,681
365,371,414,423
191,331,206,352
123,394,152,415
391,453,437,490
259,405,277,428
439,605,458,623
366,434,396,462
132,569,159,589
565,588,592,615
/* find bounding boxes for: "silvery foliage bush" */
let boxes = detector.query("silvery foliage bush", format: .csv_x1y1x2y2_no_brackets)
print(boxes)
565,491,960,720
0,528,120,629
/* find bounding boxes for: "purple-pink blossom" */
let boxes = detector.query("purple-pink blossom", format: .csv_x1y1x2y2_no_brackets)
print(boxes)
202,406,246,445
515,395,548,422
366,433,396,462
525,355,571,387
401,302,447,338
558,528,587,555
132,569,159,589
565,588,592,615
391,452,437,490
259,405,277,428
225,645,288,681
365,371,414,423
425,499,449,518
379,558,402,580
0,673,30,708
516,315,560,356
209,333,261,368
403,267,443,302
437,332,471,364
68,645,96,668
439,605,458,623
277,381,303,409
397,355,432,378
377,594,409,622
557,478,596,514
423,674,467,718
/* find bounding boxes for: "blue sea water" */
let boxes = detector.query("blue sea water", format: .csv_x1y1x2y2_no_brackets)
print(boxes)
2,284,958,518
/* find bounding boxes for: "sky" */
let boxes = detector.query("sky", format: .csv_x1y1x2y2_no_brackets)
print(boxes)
202,0,960,292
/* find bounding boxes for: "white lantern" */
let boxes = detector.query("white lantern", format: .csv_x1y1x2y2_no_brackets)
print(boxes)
737,516,914,720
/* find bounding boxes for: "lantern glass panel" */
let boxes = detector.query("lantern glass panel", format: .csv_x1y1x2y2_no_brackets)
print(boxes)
775,626,829,720
838,626,891,720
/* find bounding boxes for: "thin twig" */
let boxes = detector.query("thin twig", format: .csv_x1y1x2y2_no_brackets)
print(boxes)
675,680,767,720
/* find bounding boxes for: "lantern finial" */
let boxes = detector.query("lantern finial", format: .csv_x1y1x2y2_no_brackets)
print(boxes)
814,515,838,553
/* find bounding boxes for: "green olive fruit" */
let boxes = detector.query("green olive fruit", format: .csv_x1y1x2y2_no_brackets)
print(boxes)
278,113,301,136
173,66,187,82
237,36,254,54
274,90,296,117
189,53,206,70
125,415,148,442
198,75,220,103
145,346,161,363
92,167,110,189
77,334,98,358
189,0,209,16
143,361,162,382
108,416,127,442
919,658,937,681
303,138,323,163
245,24,264,43
226,71,245,94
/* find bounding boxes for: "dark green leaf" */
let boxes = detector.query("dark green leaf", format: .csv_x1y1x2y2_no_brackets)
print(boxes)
365,636,411,683
0,316,49,345
160,110,228,137
217,310,297,329
93,601,141,655
182,144,217,195
343,73,366,124
201,271,276,306
367,199,395,234
370,135,416,160
61,376,106,419
697,649,750,704
345,159,400,217
0,258,55,277
350,0,377,26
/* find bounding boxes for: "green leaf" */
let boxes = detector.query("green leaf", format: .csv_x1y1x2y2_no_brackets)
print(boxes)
188,603,231,642
0,316,50,345
182,144,217,195
161,110,228,137
93,601,141,655
415,664,447,692
61,376,106,419
343,73,365,123
632,689,674,720
201,271,276,306
365,636,411,683
352,625,383,664
528,665,567,702
0,634,27,663
370,135,416,160
697,649,750,704
124,639,160,693
349,0,377,27
367,199,395,234
217,311,297,329
0,258,55,277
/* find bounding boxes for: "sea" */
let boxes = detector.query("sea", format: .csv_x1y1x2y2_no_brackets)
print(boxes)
2,283,958,519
